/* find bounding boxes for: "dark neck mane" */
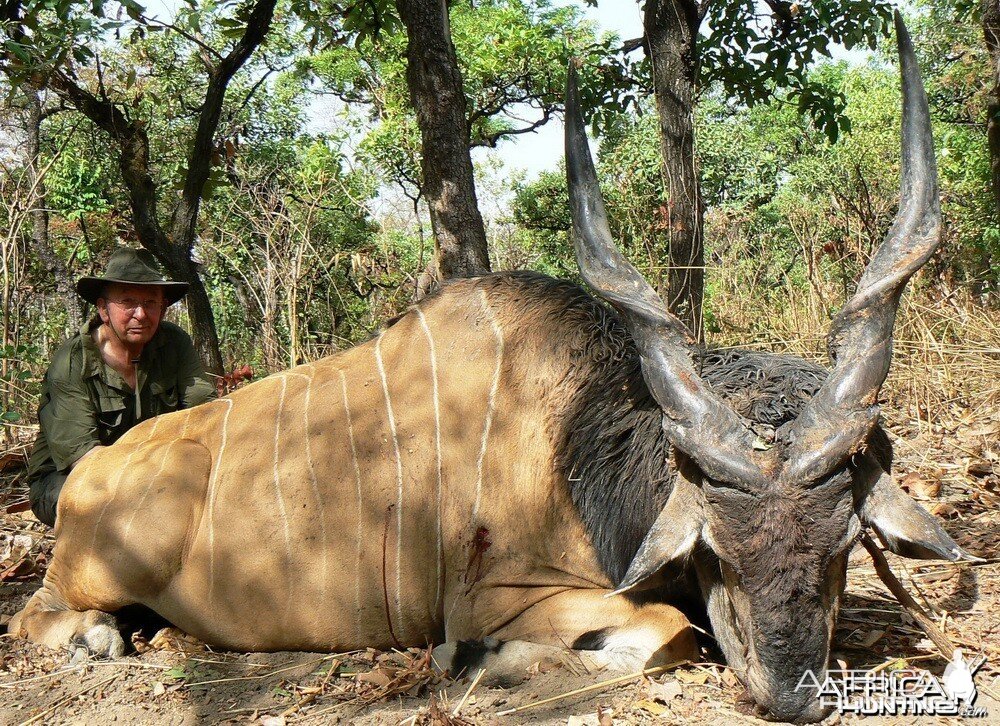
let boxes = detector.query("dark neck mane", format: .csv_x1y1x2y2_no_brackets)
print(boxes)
532,274,831,584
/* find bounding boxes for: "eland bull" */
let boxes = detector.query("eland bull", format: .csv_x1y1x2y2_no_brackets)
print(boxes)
10,15,977,723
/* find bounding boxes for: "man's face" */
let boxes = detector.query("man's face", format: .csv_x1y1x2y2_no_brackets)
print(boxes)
97,283,165,348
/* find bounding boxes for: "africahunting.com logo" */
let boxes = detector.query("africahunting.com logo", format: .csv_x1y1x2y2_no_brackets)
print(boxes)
797,649,988,717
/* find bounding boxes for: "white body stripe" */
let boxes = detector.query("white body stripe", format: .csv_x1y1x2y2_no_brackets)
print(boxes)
473,289,504,521
207,398,234,600
375,334,405,636
339,368,364,641
273,376,294,624
416,309,444,616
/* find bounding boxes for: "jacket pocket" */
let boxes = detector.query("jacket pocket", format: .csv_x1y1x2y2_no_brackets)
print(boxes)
150,381,179,412
95,391,127,444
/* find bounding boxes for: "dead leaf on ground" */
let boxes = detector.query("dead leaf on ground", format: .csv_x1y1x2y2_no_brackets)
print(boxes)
0,451,27,472
859,629,886,648
635,699,669,715
900,472,941,499
356,666,394,688
567,709,613,726
966,459,994,478
133,627,205,654
931,502,959,518
675,669,709,685
960,422,1000,440
647,678,683,703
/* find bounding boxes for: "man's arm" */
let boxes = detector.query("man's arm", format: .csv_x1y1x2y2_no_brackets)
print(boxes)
39,369,100,471
176,335,218,408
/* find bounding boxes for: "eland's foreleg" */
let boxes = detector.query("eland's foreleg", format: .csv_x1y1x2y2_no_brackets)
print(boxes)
434,590,697,684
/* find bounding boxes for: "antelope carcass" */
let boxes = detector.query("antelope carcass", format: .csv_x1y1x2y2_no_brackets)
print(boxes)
10,15,976,723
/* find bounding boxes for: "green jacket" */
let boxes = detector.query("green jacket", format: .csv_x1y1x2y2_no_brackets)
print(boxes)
26,318,217,482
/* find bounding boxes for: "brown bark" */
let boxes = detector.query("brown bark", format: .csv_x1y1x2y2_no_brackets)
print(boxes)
643,0,704,340
21,87,82,325
395,0,491,280
983,0,1000,216
41,0,277,374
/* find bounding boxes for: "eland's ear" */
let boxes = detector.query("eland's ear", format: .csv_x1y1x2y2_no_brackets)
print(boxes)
611,465,705,595
856,462,981,562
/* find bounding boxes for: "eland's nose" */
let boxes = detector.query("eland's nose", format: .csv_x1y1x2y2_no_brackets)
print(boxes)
767,700,833,724
749,672,833,724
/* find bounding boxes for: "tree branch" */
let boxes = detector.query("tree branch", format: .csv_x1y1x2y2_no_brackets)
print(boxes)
170,0,278,250
140,15,224,66
472,107,553,148
621,36,646,54
46,69,168,253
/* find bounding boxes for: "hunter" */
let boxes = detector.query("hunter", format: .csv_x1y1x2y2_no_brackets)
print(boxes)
25,248,217,526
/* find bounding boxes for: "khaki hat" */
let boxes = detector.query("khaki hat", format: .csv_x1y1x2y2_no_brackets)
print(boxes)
76,248,188,306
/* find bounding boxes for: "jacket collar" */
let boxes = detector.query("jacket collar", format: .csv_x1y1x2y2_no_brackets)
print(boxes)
79,317,167,380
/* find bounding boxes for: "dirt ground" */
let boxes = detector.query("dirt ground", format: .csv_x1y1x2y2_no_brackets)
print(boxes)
1,413,999,726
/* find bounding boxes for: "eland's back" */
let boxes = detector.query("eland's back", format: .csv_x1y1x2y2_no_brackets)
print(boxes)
30,273,647,653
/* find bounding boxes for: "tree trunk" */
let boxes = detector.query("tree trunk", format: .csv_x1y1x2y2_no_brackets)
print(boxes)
173,254,225,374
644,0,704,340
21,87,83,327
115,124,227,375
395,0,491,279
983,0,1000,216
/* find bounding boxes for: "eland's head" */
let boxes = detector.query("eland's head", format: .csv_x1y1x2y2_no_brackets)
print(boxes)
565,13,977,723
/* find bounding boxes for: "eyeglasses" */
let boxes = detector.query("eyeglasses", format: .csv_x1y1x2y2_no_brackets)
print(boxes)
109,298,164,315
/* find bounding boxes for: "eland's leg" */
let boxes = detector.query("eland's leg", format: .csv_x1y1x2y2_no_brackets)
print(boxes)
435,590,697,684
10,438,212,660
9,585,125,659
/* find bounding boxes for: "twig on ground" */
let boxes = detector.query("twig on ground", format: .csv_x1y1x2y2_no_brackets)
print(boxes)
181,655,330,688
860,533,956,657
0,659,170,689
451,667,485,717
280,657,341,717
494,661,688,717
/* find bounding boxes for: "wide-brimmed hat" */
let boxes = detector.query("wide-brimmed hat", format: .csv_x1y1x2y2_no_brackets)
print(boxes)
76,248,189,306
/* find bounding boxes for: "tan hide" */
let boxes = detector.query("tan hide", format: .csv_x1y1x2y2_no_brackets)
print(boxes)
11,275,693,664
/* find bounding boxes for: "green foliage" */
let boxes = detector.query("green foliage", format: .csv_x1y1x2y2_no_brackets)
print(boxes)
697,0,895,141
513,23,999,322
305,0,627,193
0,343,39,427
46,151,111,220
3,0,996,431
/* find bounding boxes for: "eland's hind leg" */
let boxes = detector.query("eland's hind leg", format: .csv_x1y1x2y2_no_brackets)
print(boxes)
10,437,212,659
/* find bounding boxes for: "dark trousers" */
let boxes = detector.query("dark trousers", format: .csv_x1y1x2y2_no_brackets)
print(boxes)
29,469,68,527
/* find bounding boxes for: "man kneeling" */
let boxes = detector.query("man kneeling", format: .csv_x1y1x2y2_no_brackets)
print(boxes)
26,248,216,526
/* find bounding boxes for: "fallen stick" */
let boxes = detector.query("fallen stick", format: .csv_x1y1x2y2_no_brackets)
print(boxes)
0,660,170,689
495,660,688,717
452,667,486,717
280,657,341,718
182,655,329,688
860,533,956,657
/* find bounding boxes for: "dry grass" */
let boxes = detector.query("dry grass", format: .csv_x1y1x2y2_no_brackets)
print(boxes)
710,270,1000,428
